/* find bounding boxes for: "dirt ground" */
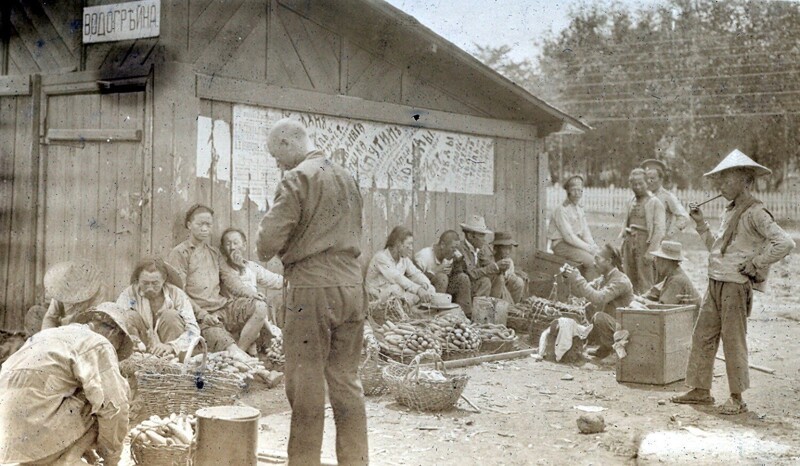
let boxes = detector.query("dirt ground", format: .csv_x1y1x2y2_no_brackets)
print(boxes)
238,234,800,465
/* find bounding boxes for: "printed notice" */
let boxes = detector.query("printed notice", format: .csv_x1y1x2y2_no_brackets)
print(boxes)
231,104,494,210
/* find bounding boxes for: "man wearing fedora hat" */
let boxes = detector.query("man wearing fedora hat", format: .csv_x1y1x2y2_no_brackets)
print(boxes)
634,241,700,308
492,232,527,304
672,149,794,415
641,159,690,241
117,256,201,358
40,260,108,330
0,302,133,466
453,215,509,313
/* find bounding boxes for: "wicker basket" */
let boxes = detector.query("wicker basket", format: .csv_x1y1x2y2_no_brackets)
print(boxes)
133,337,244,424
368,297,410,326
130,435,192,466
358,346,389,396
382,350,469,412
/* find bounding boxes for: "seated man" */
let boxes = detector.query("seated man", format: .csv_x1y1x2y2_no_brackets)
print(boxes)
491,231,528,304
0,303,132,466
366,226,434,306
117,257,201,358
452,215,508,314
562,244,634,359
414,230,471,311
219,227,283,334
167,204,264,358
548,175,599,281
634,241,700,308
40,260,108,330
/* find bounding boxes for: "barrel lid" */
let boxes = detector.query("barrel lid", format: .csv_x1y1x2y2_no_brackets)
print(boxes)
196,405,261,421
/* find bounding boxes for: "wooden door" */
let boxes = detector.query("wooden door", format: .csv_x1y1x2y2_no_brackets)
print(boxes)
41,84,150,300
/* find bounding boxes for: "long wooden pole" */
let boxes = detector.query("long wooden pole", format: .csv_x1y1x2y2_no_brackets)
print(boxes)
421,349,538,370
715,356,775,375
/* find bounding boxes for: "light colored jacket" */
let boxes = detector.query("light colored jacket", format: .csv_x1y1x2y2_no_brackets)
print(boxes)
365,248,433,299
653,187,689,240
619,194,666,254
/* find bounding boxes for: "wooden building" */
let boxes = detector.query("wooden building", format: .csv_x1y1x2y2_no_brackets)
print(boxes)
0,0,587,331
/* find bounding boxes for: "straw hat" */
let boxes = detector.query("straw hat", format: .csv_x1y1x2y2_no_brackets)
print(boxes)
491,232,519,247
460,215,492,235
704,149,772,178
74,302,135,360
44,261,104,304
650,241,686,262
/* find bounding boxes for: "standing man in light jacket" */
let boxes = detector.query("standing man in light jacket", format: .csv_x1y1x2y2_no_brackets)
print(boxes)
641,159,690,241
620,168,666,294
257,118,368,466
672,149,794,415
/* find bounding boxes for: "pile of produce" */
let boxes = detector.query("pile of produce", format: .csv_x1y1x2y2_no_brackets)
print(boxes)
512,296,587,322
188,351,273,385
377,321,441,358
428,314,481,352
475,323,517,343
130,414,196,448
264,334,285,367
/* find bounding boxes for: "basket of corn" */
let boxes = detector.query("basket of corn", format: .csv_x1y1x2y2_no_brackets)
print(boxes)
375,320,441,363
382,350,469,412
427,314,482,361
130,413,196,465
133,337,244,425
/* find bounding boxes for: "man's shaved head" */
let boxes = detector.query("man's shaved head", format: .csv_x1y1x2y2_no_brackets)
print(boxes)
267,118,313,170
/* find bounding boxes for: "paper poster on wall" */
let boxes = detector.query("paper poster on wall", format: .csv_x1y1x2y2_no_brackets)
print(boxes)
196,116,230,181
230,104,494,210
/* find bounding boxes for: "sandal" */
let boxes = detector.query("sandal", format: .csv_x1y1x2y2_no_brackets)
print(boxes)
671,390,715,405
719,398,748,415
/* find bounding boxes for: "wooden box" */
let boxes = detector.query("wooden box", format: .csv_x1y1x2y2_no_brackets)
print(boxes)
527,250,577,302
615,304,697,385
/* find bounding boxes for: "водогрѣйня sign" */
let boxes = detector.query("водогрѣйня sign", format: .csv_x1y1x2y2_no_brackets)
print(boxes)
82,0,160,44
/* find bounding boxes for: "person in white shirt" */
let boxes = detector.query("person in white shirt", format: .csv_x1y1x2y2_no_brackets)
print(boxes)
366,226,434,306
641,159,690,241
414,230,471,311
548,175,599,280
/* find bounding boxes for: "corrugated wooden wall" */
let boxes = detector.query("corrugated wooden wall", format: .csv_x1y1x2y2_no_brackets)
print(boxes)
0,90,39,331
0,0,551,330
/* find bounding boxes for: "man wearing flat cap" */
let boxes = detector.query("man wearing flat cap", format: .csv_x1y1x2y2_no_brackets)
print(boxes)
452,215,509,313
672,149,794,415
641,159,690,241
492,232,528,303
548,175,599,281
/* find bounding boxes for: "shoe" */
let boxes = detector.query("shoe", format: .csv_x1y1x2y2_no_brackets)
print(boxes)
718,397,748,415
671,390,715,405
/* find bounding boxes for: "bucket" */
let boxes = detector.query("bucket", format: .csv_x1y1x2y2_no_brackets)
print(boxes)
194,405,261,466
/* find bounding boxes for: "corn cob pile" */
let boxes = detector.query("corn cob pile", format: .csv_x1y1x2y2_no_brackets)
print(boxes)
265,334,285,367
425,314,481,352
475,323,517,343
377,320,441,358
188,351,272,384
130,414,196,448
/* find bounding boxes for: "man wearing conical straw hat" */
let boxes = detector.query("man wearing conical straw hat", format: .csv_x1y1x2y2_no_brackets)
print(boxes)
672,149,795,415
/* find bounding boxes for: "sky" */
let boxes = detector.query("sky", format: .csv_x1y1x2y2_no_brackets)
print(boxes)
384,0,669,63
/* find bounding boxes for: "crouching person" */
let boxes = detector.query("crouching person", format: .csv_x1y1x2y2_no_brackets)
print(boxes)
562,244,634,359
168,204,264,359
117,257,201,358
0,303,133,466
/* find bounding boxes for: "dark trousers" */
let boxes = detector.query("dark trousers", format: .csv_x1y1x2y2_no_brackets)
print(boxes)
431,272,472,314
284,285,369,466
589,312,616,355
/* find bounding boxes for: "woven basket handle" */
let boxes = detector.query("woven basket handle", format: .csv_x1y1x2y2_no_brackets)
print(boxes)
406,349,445,382
182,336,208,375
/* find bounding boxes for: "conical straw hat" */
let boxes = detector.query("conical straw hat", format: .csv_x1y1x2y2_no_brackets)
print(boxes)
704,149,772,177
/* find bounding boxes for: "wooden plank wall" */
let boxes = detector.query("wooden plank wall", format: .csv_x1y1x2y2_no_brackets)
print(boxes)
0,92,39,331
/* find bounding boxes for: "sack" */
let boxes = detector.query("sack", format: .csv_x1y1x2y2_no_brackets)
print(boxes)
471,297,509,325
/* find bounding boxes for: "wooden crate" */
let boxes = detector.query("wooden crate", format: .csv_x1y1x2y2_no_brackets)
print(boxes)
615,304,697,385
527,250,577,302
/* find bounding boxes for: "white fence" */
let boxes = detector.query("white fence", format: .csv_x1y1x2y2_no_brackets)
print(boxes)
546,186,800,222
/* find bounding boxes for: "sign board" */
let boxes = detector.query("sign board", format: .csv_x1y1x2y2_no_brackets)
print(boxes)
230,105,495,211
83,0,160,44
